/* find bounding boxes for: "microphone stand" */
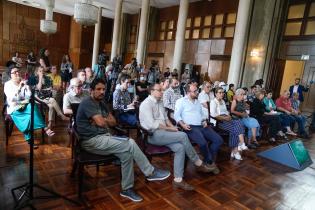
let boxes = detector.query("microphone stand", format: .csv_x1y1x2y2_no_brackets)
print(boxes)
10,86,80,209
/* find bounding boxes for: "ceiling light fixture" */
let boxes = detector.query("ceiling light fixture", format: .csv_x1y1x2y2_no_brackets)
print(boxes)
40,0,57,34
74,0,98,26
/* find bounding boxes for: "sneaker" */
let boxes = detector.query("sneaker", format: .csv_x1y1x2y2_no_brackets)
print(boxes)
196,163,212,173
231,152,242,160
205,163,220,175
146,168,170,181
247,143,257,149
269,137,276,143
120,188,143,202
286,131,297,136
238,143,248,151
173,180,194,191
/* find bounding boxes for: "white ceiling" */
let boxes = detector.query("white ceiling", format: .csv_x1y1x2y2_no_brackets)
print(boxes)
8,0,201,19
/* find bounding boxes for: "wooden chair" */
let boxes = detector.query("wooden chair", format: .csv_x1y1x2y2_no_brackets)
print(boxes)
70,126,118,198
138,125,172,161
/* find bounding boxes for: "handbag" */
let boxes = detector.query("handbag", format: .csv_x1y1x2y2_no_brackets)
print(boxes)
37,89,52,99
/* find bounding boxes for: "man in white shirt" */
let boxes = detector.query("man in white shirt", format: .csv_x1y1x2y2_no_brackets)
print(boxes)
140,83,215,191
175,83,223,170
198,81,213,119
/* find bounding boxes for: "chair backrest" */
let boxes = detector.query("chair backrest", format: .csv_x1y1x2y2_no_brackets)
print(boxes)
70,103,80,123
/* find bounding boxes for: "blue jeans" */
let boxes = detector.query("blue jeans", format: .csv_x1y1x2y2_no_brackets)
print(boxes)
185,125,223,164
241,117,260,138
118,112,137,126
291,114,307,135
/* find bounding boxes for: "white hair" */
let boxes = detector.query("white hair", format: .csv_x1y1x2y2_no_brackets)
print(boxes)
235,88,245,96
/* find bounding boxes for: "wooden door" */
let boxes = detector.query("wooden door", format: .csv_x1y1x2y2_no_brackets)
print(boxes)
266,59,286,99
302,61,315,112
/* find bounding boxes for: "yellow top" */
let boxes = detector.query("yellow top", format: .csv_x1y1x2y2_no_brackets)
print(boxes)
47,73,62,87
227,90,234,103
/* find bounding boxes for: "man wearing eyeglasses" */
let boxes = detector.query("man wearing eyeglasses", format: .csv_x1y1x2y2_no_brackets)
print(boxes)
140,83,215,191
174,83,223,171
63,78,89,115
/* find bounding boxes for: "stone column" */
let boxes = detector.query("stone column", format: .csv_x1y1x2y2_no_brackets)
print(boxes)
111,0,123,61
92,7,102,67
227,0,252,86
172,0,189,75
136,0,150,64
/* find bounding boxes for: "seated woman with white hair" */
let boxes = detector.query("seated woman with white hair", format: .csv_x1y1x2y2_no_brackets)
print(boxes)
230,88,260,149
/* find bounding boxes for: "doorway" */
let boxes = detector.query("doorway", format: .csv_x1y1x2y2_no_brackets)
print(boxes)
280,60,305,94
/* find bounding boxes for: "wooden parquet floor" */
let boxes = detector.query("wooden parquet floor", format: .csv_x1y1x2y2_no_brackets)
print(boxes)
1,117,315,209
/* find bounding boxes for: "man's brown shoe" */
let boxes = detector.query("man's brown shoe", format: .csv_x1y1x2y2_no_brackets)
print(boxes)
172,180,194,191
196,163,220,174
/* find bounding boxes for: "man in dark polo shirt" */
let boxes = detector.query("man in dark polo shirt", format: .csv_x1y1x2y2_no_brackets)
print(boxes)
76,78,170,202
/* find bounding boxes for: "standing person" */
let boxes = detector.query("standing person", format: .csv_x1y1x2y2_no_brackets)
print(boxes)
76,78,170,202
172,69,179,79
92,52,107,79
210,87,247,160
39,48,51,72
26,51,37,75
60,54,73,92
4,65,55,143
175,83,223,168
289,78,311,102
230,88,260,148
140,83,217,191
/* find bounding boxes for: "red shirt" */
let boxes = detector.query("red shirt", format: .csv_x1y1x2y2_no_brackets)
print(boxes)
276,96,292,111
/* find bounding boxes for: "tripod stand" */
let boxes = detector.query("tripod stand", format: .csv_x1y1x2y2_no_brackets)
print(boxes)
10,87,80,209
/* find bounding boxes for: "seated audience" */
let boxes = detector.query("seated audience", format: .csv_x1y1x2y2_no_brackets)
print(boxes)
163,67,171,79
264,90,297,136
160,78,170,92
63,78,89,115
4,65,54,142
85,67,94,86
140,83,217,191
163,78,182,112
247,85,257,102
29,66,69,129
12,52,23,68
226,84,235,104
210,87,247,160
113,74,138,126
175,83,223,167
77,69,89,90
76,78,170,202
230,88,260,148
136,74,149,102
198,81,212,120
47,65,62,101
250,90,287,142
276,90,308,138
39,48,51,73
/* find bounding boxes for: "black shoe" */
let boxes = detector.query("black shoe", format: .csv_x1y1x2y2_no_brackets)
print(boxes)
247,143,257,149
146,168,170,181
252,141,260,147
120,188,143,202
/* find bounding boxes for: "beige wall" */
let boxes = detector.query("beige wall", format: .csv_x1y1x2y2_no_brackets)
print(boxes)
280,60,305,94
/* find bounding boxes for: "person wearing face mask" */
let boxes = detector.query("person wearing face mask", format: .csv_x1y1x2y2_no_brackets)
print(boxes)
163,78,182,112
63,78,89,115
113,74,138,126
136,73,149,102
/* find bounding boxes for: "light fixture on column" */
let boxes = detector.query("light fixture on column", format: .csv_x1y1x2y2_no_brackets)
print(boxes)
40,0,57,34
74,0,98,26
250,48,261,57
